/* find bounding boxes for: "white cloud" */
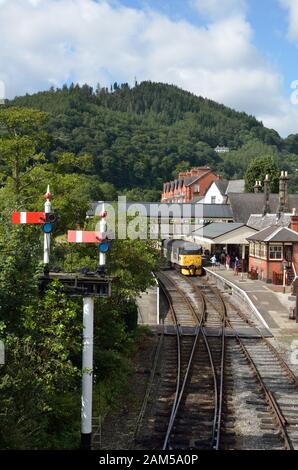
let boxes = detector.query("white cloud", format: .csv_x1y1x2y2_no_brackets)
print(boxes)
0,0,297,136
192,0,247,19
279,0,298,41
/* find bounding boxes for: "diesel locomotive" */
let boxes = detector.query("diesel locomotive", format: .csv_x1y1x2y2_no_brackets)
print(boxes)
162,239,205,276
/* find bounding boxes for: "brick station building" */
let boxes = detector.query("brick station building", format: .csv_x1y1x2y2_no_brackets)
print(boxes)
247,210,298,284
161,167,220,203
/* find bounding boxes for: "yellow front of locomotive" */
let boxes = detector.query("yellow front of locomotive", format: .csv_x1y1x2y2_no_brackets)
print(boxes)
180,254,203,276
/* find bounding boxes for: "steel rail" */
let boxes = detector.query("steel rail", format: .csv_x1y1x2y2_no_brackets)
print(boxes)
193,288,222,448
159,271,220,451
133,329,164,447
205,284,294,451
190,280,226,450
157,273,182,450
227,295,298,387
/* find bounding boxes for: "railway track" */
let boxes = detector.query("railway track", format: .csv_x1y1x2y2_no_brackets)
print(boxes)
191,275,298,450
135,270,298,450
135,270,225,450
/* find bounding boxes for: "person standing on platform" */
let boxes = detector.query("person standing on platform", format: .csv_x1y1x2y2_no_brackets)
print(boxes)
220,251,226,269
226,254,231,271
234,256,240,276
210,254,217,269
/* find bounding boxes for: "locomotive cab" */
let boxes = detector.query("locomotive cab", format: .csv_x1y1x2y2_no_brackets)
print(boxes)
162,239,204,276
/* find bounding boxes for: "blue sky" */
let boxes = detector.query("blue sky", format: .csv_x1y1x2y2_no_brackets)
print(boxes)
0,0,298,136
120,0,296,95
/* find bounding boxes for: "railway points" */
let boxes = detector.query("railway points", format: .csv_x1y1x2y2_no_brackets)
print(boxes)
133,269,298,450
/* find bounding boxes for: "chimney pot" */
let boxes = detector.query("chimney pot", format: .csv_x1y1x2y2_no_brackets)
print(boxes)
263,172,271,215
290,209,298,232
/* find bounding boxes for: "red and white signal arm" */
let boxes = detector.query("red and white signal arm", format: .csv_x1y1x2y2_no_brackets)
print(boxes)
12,212,45,224
67,230,107,243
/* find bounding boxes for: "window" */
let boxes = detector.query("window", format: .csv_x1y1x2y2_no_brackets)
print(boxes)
194,184,199,193
269,245,283,260
211,196,216,204
260,244,267,258
255,243,261,258
249,242,255,257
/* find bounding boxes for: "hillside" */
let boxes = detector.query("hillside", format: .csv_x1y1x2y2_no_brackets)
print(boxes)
10,81,298,194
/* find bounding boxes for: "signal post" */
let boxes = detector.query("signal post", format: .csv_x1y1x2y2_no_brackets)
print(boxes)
66,209,111,450
13,192,113,450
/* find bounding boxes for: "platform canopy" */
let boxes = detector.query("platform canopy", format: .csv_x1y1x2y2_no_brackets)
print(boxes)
191,222,258,245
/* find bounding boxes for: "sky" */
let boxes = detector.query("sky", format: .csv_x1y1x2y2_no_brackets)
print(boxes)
0,0,298,136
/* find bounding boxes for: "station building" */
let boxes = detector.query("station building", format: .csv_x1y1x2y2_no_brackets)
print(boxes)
245,172,298,284
188,222,258,271
247,212,298,284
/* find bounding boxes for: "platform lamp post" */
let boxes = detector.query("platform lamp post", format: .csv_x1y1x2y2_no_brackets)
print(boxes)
282,259,287,294
241,243,246,281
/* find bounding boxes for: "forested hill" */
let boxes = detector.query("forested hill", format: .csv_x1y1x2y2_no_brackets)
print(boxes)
10,81,298,196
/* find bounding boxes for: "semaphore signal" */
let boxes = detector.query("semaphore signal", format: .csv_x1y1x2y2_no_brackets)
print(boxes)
12,185,58,265
66,205,112,449
67,207,112,272
12,195,112,450
12,211,45,224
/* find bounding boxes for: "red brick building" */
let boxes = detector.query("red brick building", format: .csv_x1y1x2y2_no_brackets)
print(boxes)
161,167,220,203
247,211,298,284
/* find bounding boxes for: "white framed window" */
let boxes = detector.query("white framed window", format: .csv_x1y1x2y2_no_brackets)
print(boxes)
260,243,267,258
194,184,199,193
269,245,283,260
211,196,216,204
255,243,261,258
249,242,255,257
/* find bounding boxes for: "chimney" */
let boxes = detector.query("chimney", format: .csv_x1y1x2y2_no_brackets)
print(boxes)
278,170,289,215
254,180,261,193
284,170,289,212
290,208,298,232
262,174,270,215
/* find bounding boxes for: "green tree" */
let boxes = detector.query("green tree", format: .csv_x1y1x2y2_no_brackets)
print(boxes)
244,155,280,192
0,107,49,207
0,281,81,449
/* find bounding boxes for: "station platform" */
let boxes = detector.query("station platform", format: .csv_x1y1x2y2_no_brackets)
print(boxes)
205,267,298,335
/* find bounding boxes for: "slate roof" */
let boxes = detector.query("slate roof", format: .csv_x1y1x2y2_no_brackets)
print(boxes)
227,193,298,223
87,201,234,219
192,222,245,239
214,179,229,194
247,226,298,242
184,170,211,187
247,213,292,230
226,179,245,194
